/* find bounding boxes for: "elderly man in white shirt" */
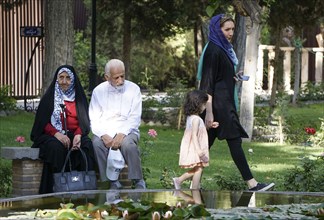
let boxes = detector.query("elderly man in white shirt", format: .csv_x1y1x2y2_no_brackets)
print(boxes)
89,59,145,189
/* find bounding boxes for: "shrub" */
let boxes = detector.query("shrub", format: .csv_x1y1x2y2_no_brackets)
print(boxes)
0,85,16,112
282,156,324,192
298,82,324,101
163,81,188,108
0,160,12,197
284,116,322,146
142,82,190,126
160,167,177,189
213,173,246,191
139,129,158,185
307,118,324,148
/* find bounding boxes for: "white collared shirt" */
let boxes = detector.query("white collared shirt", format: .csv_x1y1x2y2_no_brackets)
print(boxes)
89,80,142,138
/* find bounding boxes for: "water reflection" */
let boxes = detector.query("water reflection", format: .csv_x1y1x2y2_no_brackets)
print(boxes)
0,190,323,217
173,189,203,204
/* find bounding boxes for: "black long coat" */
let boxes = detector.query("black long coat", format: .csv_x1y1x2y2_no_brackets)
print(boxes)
199,42,248,140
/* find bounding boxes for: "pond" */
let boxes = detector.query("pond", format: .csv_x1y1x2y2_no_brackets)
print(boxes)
0,189,323,219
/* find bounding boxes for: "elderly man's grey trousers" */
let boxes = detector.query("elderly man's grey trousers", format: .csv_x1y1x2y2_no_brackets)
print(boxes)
92,133,143,182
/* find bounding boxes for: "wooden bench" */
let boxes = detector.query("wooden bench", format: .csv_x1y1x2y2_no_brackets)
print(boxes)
1,147,131,197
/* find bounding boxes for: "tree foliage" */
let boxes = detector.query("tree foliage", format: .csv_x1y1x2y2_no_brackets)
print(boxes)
76,0,323,94
267,0,324,36
266,0,324,114
95,0,192,78
80,0,212,90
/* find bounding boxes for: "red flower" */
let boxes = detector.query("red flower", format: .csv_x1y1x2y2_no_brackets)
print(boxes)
15,136,25,143
304,127,316,135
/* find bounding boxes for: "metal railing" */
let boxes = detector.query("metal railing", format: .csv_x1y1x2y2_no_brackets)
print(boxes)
0,0,44,101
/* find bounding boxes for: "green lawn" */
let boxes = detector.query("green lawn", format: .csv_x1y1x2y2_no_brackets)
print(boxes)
0,104,323,192
140,125,322,191
0,111,35,147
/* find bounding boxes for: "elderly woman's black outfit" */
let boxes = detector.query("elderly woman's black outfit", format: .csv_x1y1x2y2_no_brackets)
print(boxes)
31,65,95,194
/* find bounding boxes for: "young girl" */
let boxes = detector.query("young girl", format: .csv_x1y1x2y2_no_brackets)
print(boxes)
173,90,218,190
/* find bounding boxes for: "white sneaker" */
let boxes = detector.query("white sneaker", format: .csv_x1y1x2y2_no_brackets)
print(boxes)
172,177,181,190
134,179,146,189
249,182,275,191
109,180,122,190
189,181,201,189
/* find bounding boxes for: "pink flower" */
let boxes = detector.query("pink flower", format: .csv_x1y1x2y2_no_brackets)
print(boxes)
15,136,25,143
148,129,158,138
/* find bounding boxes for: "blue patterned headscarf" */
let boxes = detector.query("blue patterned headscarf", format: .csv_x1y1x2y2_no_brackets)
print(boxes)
51,67,75,132
197,14,238,81
209,14,238,66
197,14,240,110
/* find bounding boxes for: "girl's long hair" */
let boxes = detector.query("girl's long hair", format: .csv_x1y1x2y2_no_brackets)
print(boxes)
183,90,208,116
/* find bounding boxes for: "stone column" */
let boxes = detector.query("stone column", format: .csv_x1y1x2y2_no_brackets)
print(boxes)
256,45,265,92
313,48,324,84
281,47,295,92
267,46,275,92
301,49,309,88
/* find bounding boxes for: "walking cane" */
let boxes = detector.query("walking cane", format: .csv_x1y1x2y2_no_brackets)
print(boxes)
59,104,68,135
60,103,72,170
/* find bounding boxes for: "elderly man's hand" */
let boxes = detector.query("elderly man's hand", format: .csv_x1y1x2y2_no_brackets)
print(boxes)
101,134,114,148
111,133,126,149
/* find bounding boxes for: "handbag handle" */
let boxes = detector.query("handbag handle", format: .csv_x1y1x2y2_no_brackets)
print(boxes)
60,147,89,173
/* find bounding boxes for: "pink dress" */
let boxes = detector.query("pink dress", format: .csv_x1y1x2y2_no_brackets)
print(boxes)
179,115,209,168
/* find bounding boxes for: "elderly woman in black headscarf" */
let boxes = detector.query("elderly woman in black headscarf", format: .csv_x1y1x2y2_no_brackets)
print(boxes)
31,65,95,194
198,14,274,191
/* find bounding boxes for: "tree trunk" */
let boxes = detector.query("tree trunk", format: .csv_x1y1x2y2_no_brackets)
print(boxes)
194,19,204,88
232,0,263,141
194,21,201,58
43,0,74,94
292,46,301,105
268,25,283,123
233,14,246,73
239,17,261,141
122,1,132,80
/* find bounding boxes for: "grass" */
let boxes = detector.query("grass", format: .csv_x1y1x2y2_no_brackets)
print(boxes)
0,111,35,147
284,102,324,130
0,103,323,192
141,125,322,191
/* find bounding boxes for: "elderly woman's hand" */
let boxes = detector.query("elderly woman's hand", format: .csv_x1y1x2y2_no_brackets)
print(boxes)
72,134,81,150
54,132,70,149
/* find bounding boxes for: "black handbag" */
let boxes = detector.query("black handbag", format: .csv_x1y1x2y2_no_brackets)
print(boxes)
53,147,97,192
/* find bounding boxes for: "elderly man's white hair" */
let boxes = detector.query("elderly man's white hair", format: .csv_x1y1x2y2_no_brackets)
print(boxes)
105,59,125,76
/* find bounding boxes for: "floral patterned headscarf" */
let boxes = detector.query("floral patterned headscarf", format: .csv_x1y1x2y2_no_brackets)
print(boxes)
50,67,75,132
